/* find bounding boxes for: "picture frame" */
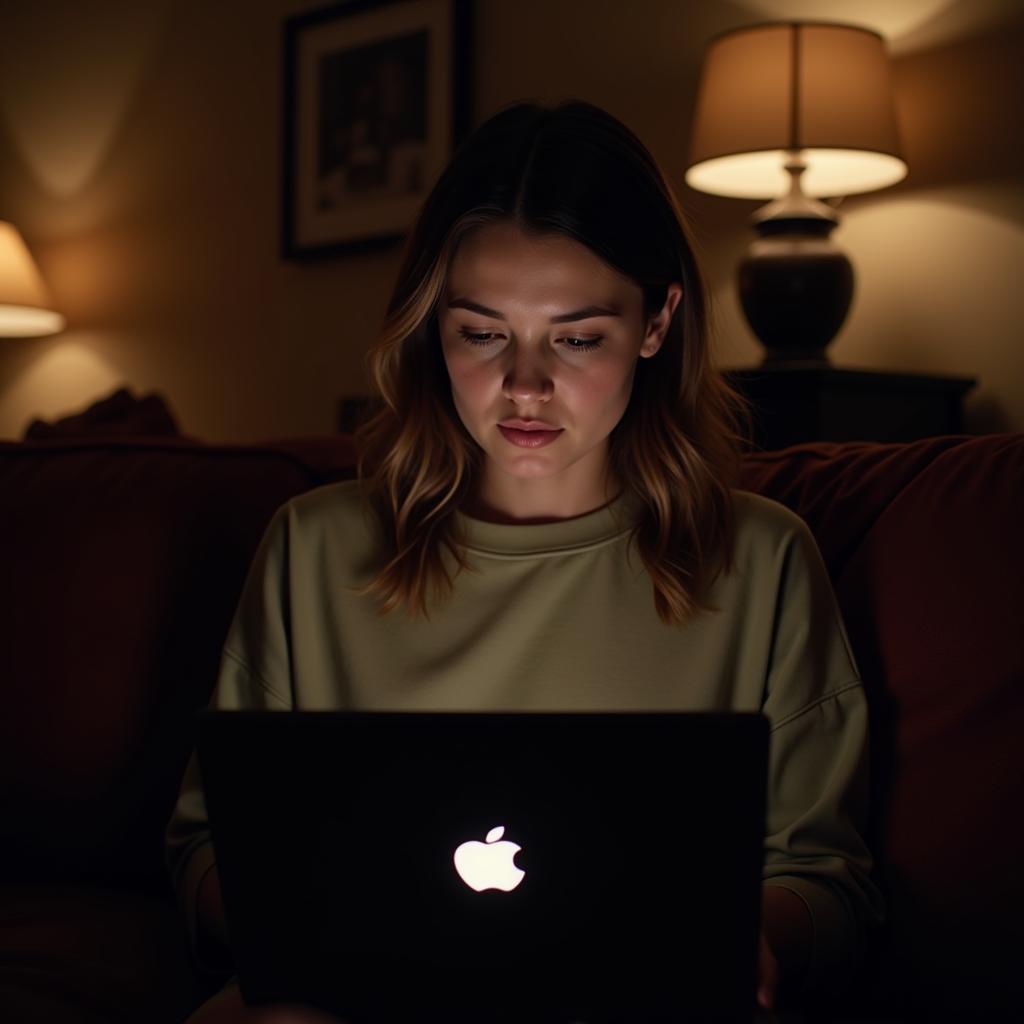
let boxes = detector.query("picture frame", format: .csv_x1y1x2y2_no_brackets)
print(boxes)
282,0,474,260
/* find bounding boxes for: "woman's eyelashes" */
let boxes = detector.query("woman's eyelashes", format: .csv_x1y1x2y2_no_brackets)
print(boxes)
456,328,604,352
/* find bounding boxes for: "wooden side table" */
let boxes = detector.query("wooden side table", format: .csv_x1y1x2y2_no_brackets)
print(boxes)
721,363,977,450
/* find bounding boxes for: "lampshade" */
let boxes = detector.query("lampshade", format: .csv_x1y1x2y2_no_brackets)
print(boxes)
0,220,65,337
686,21,907,199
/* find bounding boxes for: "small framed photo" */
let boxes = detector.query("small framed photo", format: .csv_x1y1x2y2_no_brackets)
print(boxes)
282,0,474,259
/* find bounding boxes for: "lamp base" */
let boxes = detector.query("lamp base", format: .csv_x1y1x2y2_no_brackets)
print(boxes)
737,216,854,363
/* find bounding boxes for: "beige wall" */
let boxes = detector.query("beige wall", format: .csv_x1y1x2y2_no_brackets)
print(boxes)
1,0,1021,442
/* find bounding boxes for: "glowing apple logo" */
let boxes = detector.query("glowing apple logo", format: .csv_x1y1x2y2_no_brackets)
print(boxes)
453,826,526,892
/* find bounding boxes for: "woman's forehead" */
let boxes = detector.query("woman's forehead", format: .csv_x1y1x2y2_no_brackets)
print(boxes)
446,224,636,309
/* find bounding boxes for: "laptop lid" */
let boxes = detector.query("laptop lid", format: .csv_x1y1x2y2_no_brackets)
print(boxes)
196,710,769,1023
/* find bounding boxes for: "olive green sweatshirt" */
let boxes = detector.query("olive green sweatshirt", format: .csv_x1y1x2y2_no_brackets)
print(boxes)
165,481,885,995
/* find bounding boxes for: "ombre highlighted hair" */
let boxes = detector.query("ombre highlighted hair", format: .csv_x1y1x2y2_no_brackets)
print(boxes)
350,99,752,627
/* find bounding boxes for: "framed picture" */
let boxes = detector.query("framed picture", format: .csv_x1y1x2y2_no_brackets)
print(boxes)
282,0,474,260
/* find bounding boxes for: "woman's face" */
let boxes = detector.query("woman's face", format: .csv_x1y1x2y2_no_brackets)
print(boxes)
439,220,682,523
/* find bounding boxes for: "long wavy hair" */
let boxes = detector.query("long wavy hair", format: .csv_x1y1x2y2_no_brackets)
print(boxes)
350,99,752,626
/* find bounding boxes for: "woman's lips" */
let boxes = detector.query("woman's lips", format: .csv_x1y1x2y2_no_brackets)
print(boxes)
497,425,564,448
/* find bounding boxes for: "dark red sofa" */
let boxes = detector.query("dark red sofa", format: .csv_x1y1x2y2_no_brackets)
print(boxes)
1,431,1021,1022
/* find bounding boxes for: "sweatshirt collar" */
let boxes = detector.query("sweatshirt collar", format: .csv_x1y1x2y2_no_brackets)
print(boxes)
453,489,643,557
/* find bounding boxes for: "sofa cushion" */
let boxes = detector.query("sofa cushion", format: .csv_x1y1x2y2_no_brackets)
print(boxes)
0,437,356,893
741,433,1024,1011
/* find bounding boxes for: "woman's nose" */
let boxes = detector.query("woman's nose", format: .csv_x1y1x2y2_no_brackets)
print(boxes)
502,349,554,403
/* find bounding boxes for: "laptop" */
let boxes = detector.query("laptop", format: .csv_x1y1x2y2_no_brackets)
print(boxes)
195,709,769,1023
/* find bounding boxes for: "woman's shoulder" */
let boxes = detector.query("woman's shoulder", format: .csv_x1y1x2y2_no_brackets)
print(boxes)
286,477,364,516
731,488,807,529
729,488,815,554
277,479,375,540
268,479,381,577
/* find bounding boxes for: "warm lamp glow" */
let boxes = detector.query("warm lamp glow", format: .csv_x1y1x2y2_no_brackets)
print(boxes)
0,305,66,337
0,220,65,337
686,22,907,199
687,148,907,200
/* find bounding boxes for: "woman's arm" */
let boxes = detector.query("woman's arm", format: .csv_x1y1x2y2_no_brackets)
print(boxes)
758,516,886,1002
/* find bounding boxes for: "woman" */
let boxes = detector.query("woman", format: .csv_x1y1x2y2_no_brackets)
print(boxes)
167,99,885,1023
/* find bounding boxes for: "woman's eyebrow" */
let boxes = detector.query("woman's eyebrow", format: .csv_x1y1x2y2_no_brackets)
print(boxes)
447,297,622,323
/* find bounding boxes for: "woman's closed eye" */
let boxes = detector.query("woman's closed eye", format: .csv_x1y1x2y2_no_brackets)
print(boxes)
457,328,603,352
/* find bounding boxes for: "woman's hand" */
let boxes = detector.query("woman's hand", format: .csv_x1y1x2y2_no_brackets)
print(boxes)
757,928,780,1010
758,884,812,1012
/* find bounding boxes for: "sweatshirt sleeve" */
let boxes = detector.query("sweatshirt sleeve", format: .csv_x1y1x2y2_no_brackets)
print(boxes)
758,516,887,1000
163,503,295,978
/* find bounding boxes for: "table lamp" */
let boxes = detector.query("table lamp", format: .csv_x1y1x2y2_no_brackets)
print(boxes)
685,21,907,364
0,220,65,337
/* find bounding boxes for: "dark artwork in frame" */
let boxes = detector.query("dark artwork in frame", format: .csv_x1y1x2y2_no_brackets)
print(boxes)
282,0,474,260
